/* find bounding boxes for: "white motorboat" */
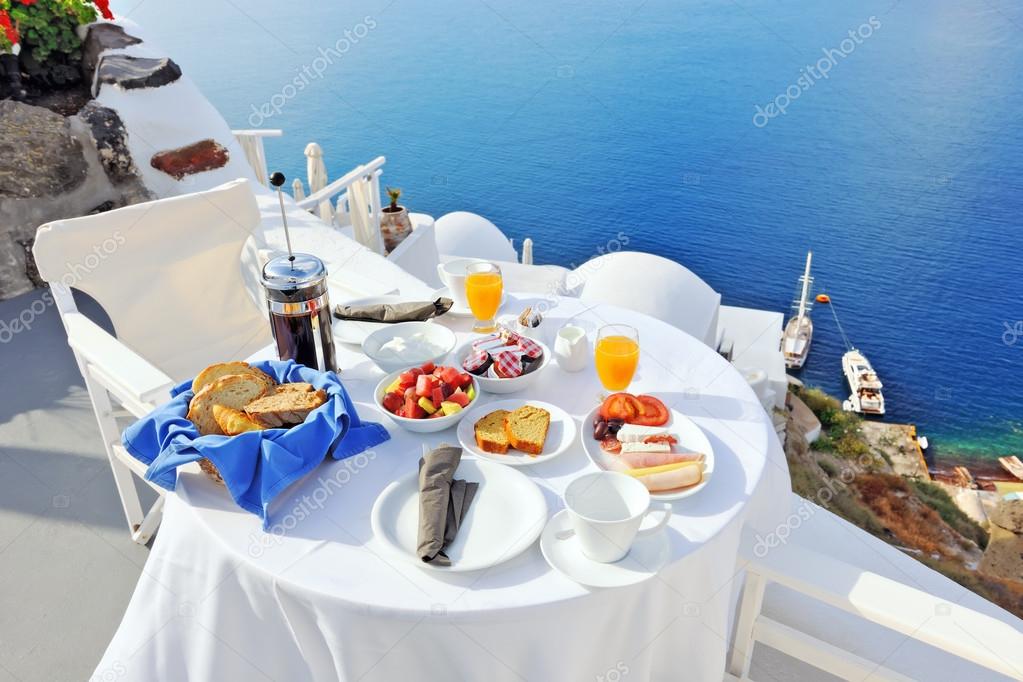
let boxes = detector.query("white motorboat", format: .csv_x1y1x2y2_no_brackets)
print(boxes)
782,251,814,369
842,348,885,415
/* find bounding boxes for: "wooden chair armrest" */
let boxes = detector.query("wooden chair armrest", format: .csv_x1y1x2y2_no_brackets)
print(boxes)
64,312,175,417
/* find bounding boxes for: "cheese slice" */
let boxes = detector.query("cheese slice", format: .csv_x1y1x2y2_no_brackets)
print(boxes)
617,424,674,444
620,441,671,454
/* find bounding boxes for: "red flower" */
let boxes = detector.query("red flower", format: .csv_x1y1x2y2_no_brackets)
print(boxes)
93,0,113,20
0,10,18,46
17,0,37,6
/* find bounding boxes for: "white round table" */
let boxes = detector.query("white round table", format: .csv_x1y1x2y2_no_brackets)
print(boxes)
95,295,789,682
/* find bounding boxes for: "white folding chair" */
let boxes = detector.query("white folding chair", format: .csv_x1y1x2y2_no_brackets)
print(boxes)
570,251,722,347
32,178,273,544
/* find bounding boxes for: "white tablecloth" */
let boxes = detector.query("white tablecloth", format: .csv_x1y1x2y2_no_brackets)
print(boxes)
95,296,791,682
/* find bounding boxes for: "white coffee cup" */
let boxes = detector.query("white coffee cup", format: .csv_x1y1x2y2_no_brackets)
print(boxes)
436,258,485,309
564,471,672,563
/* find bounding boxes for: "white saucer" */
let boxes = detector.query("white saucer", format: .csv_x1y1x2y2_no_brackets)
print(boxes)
540,510,670,588
431,287,507,318
456,399,577,466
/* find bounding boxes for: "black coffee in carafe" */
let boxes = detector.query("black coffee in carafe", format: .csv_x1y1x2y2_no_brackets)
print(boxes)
262,253,338,372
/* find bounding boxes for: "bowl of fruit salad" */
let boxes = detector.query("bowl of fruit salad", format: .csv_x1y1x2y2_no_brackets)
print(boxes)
375,362,479,432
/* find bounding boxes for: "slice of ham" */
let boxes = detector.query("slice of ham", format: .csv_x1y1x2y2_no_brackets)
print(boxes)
633,463,702,492
615,450,705,469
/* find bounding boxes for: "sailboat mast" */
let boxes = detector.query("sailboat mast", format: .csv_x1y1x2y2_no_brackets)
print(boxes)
796,251,812,321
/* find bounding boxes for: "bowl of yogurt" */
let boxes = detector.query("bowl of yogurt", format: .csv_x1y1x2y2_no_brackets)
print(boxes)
362,322,457,374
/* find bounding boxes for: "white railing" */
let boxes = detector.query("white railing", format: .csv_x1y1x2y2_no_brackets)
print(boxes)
231,129,283,186
727,533,1023,681
295,155,386,230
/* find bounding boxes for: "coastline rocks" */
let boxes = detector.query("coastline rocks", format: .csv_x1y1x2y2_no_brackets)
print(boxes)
0,100,88,199
150,139,230,180
82,23,142,78
989,499,1023,535
96,55,181,93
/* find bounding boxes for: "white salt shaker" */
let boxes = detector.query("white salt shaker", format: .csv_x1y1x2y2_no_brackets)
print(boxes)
554,324,588,372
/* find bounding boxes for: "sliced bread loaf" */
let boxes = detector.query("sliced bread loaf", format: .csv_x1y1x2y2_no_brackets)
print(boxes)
192,362,274,394
188,374,270,435
474,409,511,454
504,405,550,455
244,387,328,428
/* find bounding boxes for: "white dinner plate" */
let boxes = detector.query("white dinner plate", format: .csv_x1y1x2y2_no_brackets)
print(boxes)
431,287,507,318
580,401,715,500
370,457,547,572
540,510,669,588
456,399,577,466
332,295,448,345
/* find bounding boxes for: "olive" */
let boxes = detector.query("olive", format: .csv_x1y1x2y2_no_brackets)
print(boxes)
606,419,624,435
593,413,604,427
593,420,608,440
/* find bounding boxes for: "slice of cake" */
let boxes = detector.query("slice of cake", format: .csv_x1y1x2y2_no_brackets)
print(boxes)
504,405,550,456
474,409,511,454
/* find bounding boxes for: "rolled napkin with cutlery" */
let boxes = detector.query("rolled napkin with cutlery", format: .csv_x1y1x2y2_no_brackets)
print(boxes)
417,444,478,566
333,298,453,323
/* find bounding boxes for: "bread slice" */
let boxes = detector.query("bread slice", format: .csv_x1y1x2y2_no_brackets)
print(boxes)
188,374,270,435
244,387,328,428
474,409,511,454
192,362,274,394
275,382,313,393
504,405,550,456
212,405,266,436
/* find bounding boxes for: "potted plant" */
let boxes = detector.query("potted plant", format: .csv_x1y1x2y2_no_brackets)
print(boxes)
0,5,24,100
0,0,113,99
379,186,413,254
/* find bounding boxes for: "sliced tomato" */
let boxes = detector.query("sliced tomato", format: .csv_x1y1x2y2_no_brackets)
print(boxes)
598,393,640,421
631,395,670,426
599,435,622,454
643,434,677,445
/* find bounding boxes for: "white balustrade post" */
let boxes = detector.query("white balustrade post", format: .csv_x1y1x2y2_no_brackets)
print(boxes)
304,142,333,225
291,178,306,202
522,237,534,265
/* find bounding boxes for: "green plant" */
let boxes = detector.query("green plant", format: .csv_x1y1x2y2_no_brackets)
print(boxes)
1,0,108,61
385,186,401,211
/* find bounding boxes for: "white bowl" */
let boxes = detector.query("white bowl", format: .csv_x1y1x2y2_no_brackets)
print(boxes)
361,322,457,374
453,338,551,394
374,368,479,433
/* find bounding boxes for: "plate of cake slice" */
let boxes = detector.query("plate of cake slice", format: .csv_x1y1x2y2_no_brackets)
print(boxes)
456,399,577,466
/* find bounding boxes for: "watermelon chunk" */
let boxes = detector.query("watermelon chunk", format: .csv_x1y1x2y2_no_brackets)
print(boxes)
439,366,461,386
447,389,470,408
420,361,436,374
410,366,424,377
398,371,417,388
404,396,425,419
415,374,435,397
459,372,473,387
431,386,445,408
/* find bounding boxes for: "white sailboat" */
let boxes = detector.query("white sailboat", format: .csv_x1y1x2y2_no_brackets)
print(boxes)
842,348,886,415
782,251,814,369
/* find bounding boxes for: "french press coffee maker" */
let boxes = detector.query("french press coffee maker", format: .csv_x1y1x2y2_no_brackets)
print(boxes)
261,172,338,373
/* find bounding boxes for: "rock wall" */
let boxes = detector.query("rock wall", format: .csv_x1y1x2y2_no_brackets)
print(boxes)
0,19,257,301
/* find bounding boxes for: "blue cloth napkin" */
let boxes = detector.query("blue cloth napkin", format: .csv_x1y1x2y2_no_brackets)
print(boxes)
123,360,390,529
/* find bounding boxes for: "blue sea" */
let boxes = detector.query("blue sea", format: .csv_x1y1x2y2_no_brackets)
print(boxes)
117,0,1023,460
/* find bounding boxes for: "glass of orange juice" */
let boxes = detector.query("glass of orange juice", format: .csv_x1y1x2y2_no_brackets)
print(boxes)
465,262,503,333
594,324,640,391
